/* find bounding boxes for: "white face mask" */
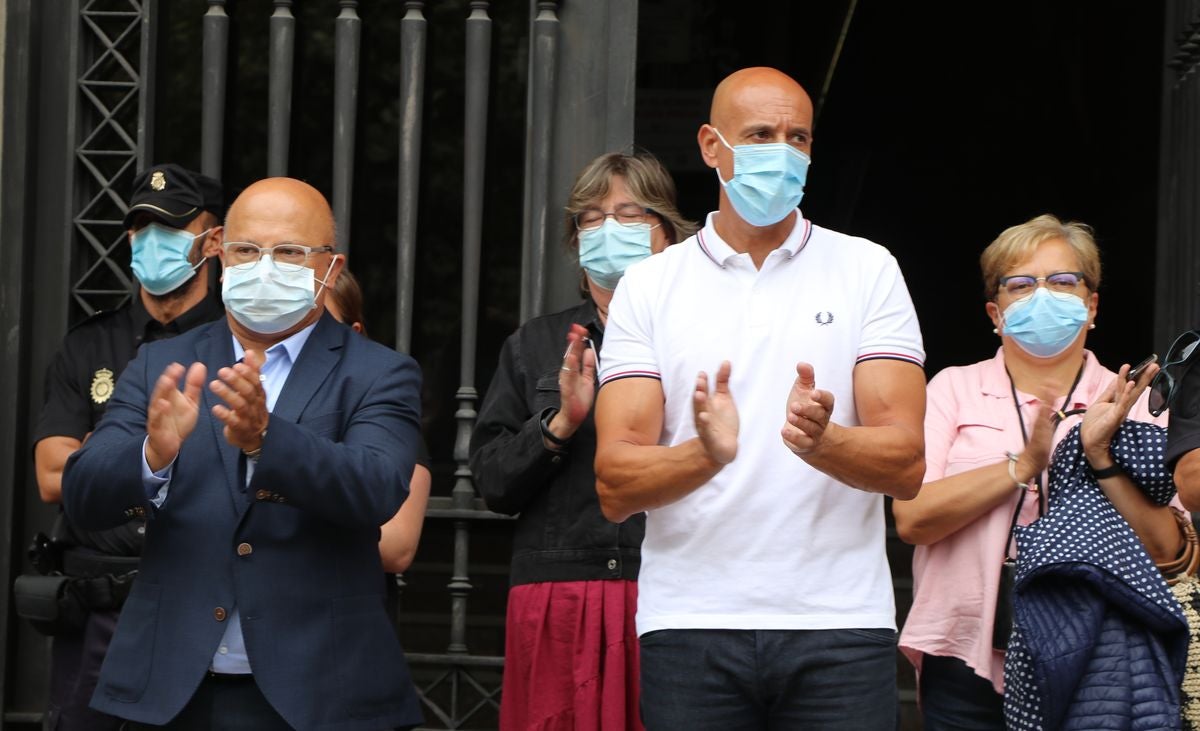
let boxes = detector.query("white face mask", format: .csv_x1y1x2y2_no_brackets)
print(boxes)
222,255,339,335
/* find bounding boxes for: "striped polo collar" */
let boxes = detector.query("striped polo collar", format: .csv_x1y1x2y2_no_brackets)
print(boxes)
695,210,813,268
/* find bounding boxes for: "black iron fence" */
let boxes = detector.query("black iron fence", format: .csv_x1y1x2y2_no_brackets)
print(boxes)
1,0,586,727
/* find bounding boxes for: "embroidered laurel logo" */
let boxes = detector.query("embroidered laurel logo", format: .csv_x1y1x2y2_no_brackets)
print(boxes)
90,368,115,405
815,311,834,326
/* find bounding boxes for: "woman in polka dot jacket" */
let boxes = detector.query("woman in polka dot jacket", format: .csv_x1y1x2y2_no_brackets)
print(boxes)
893,214,1185,730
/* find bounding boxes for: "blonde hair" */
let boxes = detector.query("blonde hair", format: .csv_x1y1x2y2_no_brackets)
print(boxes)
563,151,697,253
980,214,1101,300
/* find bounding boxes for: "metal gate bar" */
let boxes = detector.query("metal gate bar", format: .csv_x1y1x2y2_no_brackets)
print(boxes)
333,0,361,253
396,0,428,352
201,0,229,180
267,0,295,177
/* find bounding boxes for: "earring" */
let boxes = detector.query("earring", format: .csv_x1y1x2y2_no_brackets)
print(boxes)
993,328,999,335
1088,323,1096,330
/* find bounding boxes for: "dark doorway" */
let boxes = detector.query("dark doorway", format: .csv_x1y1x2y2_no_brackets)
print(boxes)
635,2,1164,727
636,1,1164,374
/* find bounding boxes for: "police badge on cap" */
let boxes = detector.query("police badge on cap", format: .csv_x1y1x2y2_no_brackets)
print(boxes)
124,163,224,229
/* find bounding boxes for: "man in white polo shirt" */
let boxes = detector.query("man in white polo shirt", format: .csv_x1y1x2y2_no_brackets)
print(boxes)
594,66,927,728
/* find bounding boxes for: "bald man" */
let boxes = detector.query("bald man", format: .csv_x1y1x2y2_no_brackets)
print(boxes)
62,178,424,730
595,67,926,727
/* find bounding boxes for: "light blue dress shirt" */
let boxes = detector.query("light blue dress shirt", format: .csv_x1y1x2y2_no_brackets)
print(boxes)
141,322,317,673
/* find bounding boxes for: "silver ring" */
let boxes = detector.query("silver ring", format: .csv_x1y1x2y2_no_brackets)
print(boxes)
560,366,572,372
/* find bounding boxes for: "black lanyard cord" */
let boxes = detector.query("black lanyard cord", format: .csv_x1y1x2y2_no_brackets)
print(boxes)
1002,359,1086,557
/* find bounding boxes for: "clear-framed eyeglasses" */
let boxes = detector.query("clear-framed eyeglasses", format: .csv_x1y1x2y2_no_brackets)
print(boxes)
573,203,656,231
997,271,1087,298
223,242,334,272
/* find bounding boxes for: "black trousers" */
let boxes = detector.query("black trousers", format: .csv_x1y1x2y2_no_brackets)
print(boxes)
121,675,418,731
123,673,292,731
46,609,123,731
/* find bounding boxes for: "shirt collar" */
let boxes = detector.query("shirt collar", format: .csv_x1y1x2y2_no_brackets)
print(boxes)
231,320,319,366
981,346,1098,411
129,289,154,341
694,210,813,268
173,285,226,332
132,283,225,344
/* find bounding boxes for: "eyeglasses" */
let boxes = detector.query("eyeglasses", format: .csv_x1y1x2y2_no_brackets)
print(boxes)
997,271,1087,298
1149,329,1200,416
574,203,655,231
223,242,334,272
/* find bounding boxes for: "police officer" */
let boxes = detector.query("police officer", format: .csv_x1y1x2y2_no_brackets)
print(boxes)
29,163,224,730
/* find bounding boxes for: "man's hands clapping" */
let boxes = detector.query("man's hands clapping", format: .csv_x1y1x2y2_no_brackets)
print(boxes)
144,350,272,470
781,362,835,457
694,360,738,464
210,349,270,454
146,362,207,472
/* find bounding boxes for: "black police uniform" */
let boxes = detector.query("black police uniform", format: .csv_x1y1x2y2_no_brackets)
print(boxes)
31,286,225,730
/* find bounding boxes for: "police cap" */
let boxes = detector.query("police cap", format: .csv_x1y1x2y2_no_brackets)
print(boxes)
123,163,224,229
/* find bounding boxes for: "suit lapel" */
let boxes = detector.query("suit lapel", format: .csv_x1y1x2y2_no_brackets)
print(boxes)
197,319,246,515
271,314,343,424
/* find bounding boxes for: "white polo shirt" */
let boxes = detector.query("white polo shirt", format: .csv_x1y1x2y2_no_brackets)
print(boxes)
600,211,925,635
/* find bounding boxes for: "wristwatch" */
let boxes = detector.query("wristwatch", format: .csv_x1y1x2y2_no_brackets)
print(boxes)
243,428,268,461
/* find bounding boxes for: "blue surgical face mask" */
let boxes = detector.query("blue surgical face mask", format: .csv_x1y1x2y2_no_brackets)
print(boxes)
578,219,656,290
222,255,340,335
712,127,810,227
1001,287,1090,358
131,223,211,295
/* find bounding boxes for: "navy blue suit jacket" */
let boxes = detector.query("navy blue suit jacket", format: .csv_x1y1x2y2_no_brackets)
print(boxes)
62,313,424,730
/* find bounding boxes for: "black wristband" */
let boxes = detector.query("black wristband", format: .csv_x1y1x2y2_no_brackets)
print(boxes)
1089,460,1124,480
540,409,569,447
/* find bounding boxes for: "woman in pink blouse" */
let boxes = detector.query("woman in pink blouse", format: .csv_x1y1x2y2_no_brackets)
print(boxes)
893,214,1183,730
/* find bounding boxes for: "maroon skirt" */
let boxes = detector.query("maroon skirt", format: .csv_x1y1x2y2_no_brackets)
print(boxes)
500,579,643,731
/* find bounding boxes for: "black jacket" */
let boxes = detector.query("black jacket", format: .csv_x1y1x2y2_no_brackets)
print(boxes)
470,299,644,586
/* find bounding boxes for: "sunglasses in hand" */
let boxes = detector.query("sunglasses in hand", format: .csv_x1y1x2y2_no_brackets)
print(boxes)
1149,330,1200,417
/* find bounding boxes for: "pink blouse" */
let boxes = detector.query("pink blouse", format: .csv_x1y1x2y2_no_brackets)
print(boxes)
898,348,1170,693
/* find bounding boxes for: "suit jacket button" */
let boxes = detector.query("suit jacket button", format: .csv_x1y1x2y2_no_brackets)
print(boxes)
255,489,269,500
214,607,227,621
237,542,253,557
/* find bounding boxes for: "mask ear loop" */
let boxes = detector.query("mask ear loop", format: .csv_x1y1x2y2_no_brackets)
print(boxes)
187,228,216,273
314,254,342,307
709,126,738,186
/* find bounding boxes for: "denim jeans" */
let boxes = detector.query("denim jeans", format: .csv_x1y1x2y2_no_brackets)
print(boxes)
919,653,1004,731
639,628,898,731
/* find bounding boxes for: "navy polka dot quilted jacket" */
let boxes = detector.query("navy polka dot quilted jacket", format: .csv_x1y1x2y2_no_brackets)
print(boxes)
1003,420,1190,731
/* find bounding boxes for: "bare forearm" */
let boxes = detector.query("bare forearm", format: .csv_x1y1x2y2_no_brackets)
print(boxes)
1088,448,1182,563
379,466,431,573
893,461,1026,545
800,422,924,499
34,437,83,504
1095,475,1181,563
595,438,723,523
1177,451,1200,512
